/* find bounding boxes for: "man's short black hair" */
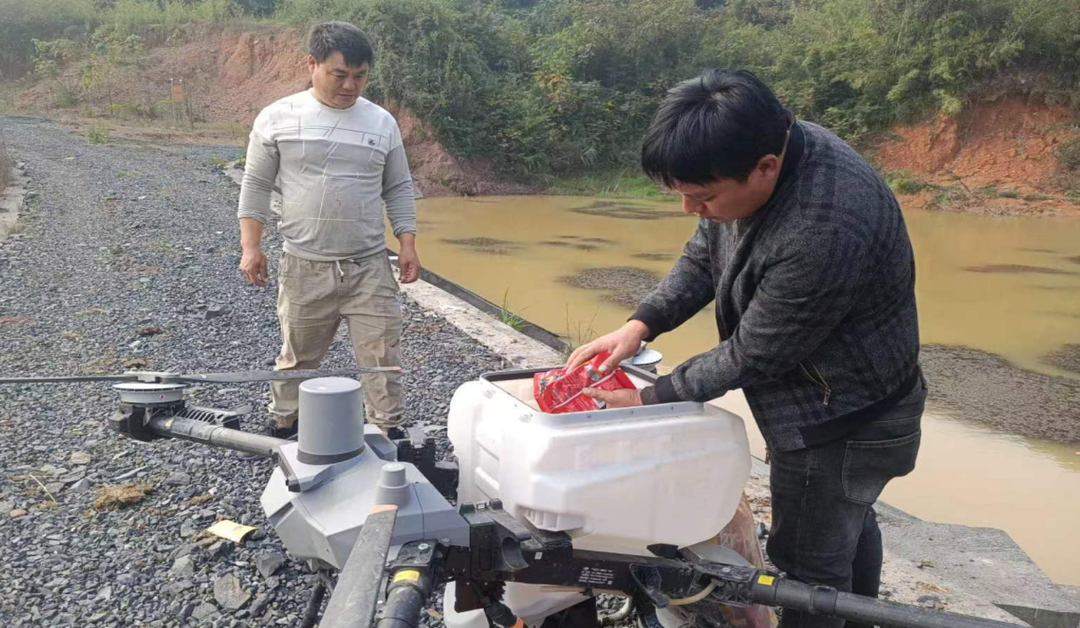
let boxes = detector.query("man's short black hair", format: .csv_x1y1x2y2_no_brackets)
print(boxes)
307,21,374,68
641,69,789,186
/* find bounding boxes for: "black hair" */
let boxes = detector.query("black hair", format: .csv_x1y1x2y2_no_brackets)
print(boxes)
307,21,374,67
641,69,789,185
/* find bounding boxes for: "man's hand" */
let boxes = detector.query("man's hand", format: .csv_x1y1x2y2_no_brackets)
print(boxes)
397,233,421,284
239,217,268,287
583,387,643,409
566,320,650,373
240,248,268,286
398,247,421,283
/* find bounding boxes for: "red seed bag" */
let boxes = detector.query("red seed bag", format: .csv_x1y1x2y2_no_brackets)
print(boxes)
533,352,636,414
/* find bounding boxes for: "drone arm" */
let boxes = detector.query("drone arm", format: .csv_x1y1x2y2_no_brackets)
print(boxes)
753,576,1022,628
321,506,401,628
321,502,1025,628
143,414,288,457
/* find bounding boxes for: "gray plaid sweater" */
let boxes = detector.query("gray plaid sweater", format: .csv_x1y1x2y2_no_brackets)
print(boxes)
633,121,921,452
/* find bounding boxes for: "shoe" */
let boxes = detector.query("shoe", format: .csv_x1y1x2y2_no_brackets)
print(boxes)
271,423,298,440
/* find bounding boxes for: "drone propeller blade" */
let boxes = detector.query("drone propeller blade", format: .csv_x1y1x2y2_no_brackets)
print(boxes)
0,374,134,385
175,367,401,384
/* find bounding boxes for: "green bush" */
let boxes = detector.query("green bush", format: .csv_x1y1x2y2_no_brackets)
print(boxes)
278,0,1079,177
87,126,109,143
0,0,95,77
886,171,936,195
1058,135,1080,170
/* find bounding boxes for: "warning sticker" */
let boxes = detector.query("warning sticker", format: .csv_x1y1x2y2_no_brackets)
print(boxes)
578,566,615,586
757,575,775,586
394,570,421,583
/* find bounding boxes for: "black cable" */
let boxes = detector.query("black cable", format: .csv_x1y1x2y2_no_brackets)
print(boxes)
298,577,329,628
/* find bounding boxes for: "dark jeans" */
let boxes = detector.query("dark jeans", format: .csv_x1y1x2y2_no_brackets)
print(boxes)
767,372,927,628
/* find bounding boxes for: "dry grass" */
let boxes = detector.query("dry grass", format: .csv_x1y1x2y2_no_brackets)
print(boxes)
93,483,154,511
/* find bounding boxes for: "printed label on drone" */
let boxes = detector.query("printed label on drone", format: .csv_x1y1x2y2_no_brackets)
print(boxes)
757,575,775,586
578,566,615,586
394,570,421,583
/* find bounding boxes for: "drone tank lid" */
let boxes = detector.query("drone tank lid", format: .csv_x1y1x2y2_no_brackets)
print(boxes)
296,376,367,464
113,381,187,404
300,377,364,393
113,382,188,390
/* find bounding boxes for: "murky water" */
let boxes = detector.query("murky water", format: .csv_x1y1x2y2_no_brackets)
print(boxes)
390,195,1080,585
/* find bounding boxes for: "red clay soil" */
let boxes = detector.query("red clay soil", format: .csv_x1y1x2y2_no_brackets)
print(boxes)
872,95,1080,216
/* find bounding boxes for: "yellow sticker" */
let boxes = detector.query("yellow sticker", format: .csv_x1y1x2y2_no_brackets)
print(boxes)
205,520,257,544
394,570,421,583
757,575,776,586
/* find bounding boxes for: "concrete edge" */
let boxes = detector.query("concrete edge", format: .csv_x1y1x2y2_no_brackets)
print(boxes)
0,163,30,245
391,262,564,371
388,250,570,354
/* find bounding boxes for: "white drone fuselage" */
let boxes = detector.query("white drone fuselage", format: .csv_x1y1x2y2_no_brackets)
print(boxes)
252,368,751,628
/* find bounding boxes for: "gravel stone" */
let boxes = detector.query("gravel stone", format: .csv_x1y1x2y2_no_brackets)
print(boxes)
69,451,92,465
192,602,219,621
166,472,192,486
180,602,196,621
255,551,285,579
250,593,272,617
0,115,505,628
214,574,251,611
168,555,195,578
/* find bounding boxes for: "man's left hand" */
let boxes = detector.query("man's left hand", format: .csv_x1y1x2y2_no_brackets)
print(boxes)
397,233,421,284
582,387,643,409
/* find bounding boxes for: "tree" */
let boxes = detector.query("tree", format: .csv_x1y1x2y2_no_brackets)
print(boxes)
32,38,81,106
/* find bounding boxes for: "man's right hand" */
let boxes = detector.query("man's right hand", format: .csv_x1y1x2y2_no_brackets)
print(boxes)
565,320,650,374
240,248,268,287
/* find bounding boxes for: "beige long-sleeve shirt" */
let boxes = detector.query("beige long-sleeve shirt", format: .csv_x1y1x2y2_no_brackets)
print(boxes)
237,90,416,261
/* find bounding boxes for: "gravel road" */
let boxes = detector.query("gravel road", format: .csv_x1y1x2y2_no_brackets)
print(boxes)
0,115,503,628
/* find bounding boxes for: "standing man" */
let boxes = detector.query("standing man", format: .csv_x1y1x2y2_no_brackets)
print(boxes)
238,21,420,438
568,69,926,628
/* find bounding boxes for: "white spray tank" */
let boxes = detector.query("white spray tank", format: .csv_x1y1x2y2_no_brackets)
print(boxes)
444,365,752,627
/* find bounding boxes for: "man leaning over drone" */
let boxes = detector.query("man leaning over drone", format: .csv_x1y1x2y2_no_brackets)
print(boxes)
236,21,420,438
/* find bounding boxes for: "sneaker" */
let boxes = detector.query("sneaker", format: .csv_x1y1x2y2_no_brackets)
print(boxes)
271,423,298,440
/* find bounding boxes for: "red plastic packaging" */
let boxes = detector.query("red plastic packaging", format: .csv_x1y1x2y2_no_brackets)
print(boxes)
533,352,636,414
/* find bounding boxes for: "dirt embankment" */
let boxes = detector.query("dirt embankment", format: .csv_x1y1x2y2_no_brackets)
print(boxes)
8,24,531,198
872,96,1080,217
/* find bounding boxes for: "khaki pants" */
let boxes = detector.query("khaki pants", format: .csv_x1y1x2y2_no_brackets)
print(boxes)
268,251,404,430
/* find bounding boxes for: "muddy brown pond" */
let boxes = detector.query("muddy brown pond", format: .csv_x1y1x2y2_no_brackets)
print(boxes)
388,195,1080,585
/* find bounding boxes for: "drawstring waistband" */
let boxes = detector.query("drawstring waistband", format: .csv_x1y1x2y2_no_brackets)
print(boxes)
334,260,344,282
